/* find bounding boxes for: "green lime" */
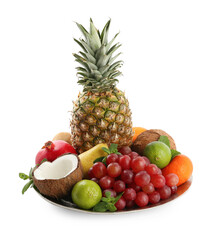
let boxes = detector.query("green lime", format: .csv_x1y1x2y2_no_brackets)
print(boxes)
71,180,102,209
143,141,171,169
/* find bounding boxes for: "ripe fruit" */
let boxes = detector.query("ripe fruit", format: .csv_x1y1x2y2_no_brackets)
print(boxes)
106,153,119,165
71,180,102,209
119,155,131,169
52,132,72,145
121,169,134,184
145,164,160,175
134,171,151,187
149,191,160,204
115,196,126,210
151,174,166,188
99,176,114,189
135,192,149,207
113,180,126,193
142,183,155,194
162,154,193,186
157,185,171,200
131,156,146,173
123,188,136,201
128,152,139,159
102,189,116,198
92,162,107,179
35,140,77,165
132,127,147,142
118,146,132,155
143,141,171,169
107,162,122,178
165,173,179,187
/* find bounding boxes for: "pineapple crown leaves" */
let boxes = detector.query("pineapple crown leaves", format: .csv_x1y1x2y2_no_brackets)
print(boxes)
73,18,123,93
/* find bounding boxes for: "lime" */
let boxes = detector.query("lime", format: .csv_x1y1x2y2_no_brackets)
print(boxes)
143,141,171,169
71,180,102,209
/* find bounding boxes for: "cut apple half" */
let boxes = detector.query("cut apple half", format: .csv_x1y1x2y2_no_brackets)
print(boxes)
33,154,83,199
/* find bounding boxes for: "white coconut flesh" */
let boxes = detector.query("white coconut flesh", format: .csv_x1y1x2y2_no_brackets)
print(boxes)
34,154,78,180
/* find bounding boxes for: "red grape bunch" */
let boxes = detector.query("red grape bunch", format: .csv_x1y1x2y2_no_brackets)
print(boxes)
88,146,179,211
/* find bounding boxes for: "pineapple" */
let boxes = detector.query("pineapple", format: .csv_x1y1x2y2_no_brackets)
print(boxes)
71,19,134,153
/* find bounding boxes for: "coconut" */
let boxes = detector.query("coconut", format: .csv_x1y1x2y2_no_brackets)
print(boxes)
131,129,176,155
33,154,83,199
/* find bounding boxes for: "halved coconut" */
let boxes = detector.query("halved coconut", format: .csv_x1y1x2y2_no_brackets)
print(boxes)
33,154,83,199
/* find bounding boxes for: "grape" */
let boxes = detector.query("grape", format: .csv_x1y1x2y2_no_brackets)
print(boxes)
99,176,114,189
128,152,139,159
113,180,126,193
145,164,160,176
148,191,160,204
106,153,119,165
135,192,149,207
130,156,146,173
170,186,177,194
115,196,126,210
107,162,122,178
126,200,135,208
165,173,179,187
118,146,132,155
157,168,162,174
92,162,107,178
119,155,131,169
142,156,150,166
157,185,171,199
102,189,117,198
127,182,141,192
88,167,94,179
123,188,136,201
151,174,166,188
91,177,99,184
142,183,155,194
121,169,134,184
134,171,151,187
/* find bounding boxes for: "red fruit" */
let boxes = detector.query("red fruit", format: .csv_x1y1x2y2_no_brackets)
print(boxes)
126,200,135,208
127,182,141,192
115,196,126,210
165,173,179,187
113,180,126,193
99,176,114,189
119,155,131,169
145,164,160,176
130,157,146,173
102,189,117,198
142,156,150,165
149,191,160,204
107,162,122,178
118,146,132,155
91,177,99,184
142,183,155,194
121,169,134,184
135,192,149,207
35,140,77,165
128,152,139,160
151,174,166,188
134,171,151,187
157,185,171,199
170,186,177,194
92,162,107,179
106,153,119,165
123,188,136,201
88,167,94,179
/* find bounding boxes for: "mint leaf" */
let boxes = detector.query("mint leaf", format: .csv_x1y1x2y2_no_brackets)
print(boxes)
107,203,117,212
112,192,123,204
19,173,29,180
171,149,181,160
102,147,110,154
93,156,106,164
22,179,33,194
93,202,108,212
104,190,112,199
158,135,170,148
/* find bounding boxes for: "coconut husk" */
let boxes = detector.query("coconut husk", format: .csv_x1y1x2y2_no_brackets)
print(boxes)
131,129,176,155
33,154,83,199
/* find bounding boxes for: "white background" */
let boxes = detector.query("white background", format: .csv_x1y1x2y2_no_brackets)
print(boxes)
1,0,208,239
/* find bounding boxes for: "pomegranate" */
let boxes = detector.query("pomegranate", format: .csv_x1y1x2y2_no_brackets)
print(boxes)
35,140,77,165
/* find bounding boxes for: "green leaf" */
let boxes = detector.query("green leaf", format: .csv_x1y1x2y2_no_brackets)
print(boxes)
158,135,170,148
102,147,110,154
19,173,29,180
104,191,112,199
93,202,108,212
93,156,105,164
107,203,117,212
171,149,181,160
112,192,123,204
22,179,33,194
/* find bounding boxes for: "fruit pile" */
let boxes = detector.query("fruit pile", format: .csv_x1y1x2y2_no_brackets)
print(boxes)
88,146,179,210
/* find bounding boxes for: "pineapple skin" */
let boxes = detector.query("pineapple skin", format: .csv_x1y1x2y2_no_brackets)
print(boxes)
70,88,134,153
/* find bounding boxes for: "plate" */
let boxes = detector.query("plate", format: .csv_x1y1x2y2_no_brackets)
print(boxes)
35,176,192,214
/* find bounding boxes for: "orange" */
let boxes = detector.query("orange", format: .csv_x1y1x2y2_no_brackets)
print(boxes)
132,127,147,142
162,154,193,186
